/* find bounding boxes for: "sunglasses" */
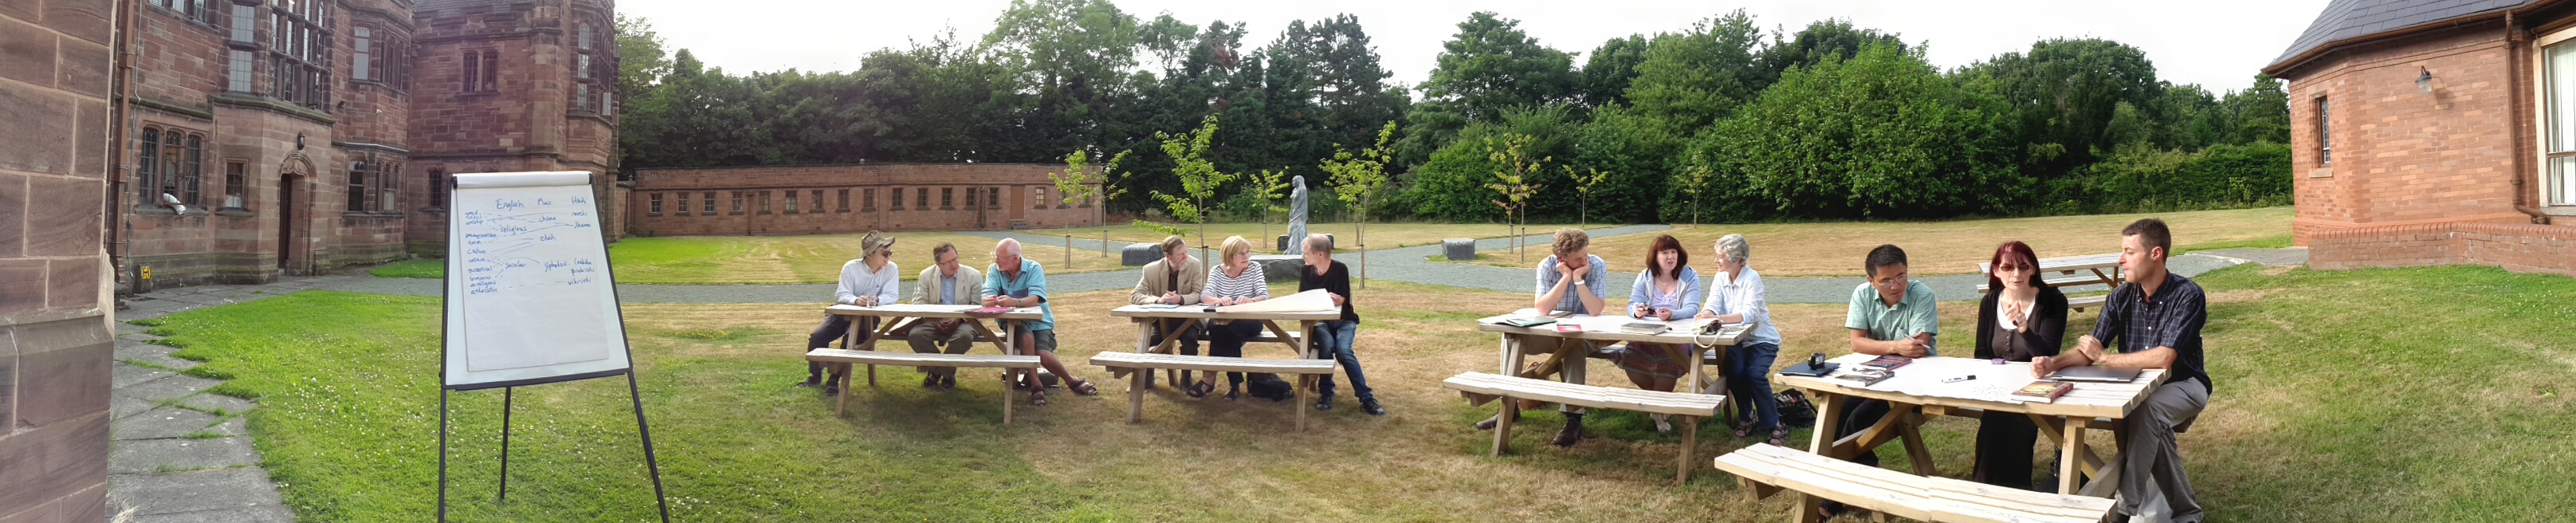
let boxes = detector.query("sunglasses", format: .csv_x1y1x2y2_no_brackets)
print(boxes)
1995,262,2034,272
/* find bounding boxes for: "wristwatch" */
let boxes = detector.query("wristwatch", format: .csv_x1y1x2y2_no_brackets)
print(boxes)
1571,280,1586,286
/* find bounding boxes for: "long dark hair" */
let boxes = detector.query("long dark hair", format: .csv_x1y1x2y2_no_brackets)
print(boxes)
1987,241,2040,293
1644,234,1688,280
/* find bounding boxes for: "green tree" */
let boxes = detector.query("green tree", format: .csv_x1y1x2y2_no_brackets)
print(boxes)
2224,75,2291,145
1565,165,1611,228
1969,37,2162,179
1754,18,1905,80
984,0,1145,159
1143,115,1239,256
1483,133,1549,262
1324,121,1397,287
1051,148,1132,235
1422,12,1579,123
613,14,670,109
1685,43,2020,219
1578,34,1651,109
1623,10,1767,136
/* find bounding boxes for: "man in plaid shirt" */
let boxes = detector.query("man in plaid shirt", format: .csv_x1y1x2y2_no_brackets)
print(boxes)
2034,218,2211,523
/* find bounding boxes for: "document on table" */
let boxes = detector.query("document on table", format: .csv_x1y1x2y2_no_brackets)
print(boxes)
1831,355,2042,404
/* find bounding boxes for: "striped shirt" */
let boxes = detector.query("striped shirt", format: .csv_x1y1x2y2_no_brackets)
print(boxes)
1204,263,1270,301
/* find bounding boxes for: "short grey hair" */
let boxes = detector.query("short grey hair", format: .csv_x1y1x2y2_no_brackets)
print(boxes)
1715,234,1750,265
995,238,1023,257
1304,233,1333,253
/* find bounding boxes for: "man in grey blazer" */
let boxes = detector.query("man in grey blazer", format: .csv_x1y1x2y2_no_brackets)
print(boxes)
907,242,984,390
1129,235,1207,364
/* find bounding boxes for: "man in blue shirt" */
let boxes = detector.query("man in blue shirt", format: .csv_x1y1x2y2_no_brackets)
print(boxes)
983,238,1097,404
2033,219,2210,523
1474,229,1612,447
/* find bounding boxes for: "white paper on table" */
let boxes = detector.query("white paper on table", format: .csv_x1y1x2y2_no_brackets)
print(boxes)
1215,289,1337,313
1830,355,2043,404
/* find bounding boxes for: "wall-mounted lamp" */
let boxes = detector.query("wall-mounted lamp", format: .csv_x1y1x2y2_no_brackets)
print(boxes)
2417,66,2434,94
296,132,307,150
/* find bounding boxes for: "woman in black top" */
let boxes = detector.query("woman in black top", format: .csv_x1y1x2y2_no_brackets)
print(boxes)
1973,241,2068,490
1298,234,1381,415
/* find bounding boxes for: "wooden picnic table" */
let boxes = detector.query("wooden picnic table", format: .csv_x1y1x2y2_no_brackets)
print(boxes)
823,304,1043,399
1976,253,2124,294
1773,354,2169,502
1109,304,1341,391
1474,309,1750,418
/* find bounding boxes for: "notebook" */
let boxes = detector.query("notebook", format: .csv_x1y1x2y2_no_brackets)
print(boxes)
1496,317,1557,328
1779,361,1839,377
2047,366,2143,383
2013,381,2075,402
1618,322,1669,335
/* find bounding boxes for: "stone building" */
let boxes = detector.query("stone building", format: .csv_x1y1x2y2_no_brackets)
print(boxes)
112,0,622,289
1,1,117,521
2268,0,2576,276
626,163,1104,236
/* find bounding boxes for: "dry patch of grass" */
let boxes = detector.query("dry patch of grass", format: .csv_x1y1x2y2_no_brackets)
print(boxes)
1482,207,2290,277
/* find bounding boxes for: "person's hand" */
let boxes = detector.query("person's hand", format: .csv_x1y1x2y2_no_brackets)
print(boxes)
1891,338,1930,358
982,296,1002,307
1557,262,1583,279
1655,308,1674,321
2075,335,2107,360
1630,302,1651,318
2031,354,2056,379
1329,293,1346,306
1695,309,1718,320
1161,291,1180,305
937,319,960,331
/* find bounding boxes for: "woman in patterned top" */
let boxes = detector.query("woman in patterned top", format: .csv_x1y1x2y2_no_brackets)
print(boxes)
1197,235,1270,399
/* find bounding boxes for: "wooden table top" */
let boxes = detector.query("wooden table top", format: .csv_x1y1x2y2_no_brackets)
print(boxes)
1774,354,2167,420
824,304,1043,320
1474,309,1749,347
1109,305,1342,320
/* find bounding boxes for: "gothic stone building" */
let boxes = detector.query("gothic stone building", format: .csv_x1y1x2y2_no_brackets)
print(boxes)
116,0,623,289
2269,0,2576,276
626,163,1107,236
1,1,117,521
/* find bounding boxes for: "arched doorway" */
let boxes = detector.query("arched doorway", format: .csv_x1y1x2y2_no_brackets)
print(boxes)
276,154,315,274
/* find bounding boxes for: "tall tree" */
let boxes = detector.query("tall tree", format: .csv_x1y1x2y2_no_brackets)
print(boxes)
1420,12,1579,123
1755,18,1905,79
1270,14,1412,155
612,14,670,108
984,0,1145,160
1622,10,1767,136
1969,37,2162,179
1684,43,2020,219
1578,34,1651,109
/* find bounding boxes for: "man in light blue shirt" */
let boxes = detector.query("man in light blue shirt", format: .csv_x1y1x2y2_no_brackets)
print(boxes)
1820,244,1938,519
983,238,1095,403
1476,229,1612,447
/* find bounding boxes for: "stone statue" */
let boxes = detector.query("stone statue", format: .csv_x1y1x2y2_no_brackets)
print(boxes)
1286,175,1310,255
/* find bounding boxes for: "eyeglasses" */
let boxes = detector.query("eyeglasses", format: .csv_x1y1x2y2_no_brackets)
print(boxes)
1995,262,2034,272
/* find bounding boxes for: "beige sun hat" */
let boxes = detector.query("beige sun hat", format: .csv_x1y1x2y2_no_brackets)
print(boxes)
859,230,895,258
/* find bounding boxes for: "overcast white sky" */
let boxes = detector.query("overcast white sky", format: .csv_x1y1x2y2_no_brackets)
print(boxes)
621,0,2334,94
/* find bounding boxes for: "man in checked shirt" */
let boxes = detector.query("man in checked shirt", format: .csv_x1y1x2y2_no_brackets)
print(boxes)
2033,218,2213,523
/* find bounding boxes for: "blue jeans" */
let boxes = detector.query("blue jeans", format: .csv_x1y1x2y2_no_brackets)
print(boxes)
1310,320,1372,401
1722,341,1781,431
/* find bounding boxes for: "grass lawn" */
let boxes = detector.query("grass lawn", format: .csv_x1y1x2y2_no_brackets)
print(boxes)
138,264,2573,521
368,258,443,278
1039,222,1625,252
1464,207,2291,277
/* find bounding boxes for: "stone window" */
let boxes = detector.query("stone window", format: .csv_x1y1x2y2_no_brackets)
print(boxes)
815,190,827,213
227,49,254,92
862,188,875,211
784,191,799,214
379,161,399,211
989,187,1000,208
1034,187,1048,209
151,0,219,26
2314,96,2330,167
730,191,744,214
760,191,772,214
267,1,331,110
227,5,253,42
428,168,447,208
352,27,372,81
223,161,247,210
675,193,689,216
137,128,158,205
463,49,498,92
963,187,977,210
649,193,663,216
138,128,205,209
941,187,954,209
703,191,717,214
890,187,904,210
837,189,850,212
916,187,929,209
575,84,592,112
348,161,371,212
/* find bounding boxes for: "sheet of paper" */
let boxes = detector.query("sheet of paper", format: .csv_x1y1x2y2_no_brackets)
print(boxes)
1215,289,1337,313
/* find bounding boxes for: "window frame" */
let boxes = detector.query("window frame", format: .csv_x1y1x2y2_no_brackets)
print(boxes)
649,193,663,216
223,160,248,210
2539,27,2576,208
703,191,717,214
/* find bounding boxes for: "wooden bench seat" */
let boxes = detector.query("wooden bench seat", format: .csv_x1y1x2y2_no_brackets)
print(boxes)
2066,294,2107,313
1442,372,1726,484
1715,442,2115,523
803,348,1043,423
1089,352,1337,431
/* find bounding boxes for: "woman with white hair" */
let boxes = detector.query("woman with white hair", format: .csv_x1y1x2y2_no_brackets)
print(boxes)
1698,234,1786,446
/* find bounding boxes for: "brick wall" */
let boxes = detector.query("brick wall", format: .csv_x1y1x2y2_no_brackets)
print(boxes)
2283,26,2539,247
0,0,116,521
2311,221,2576,277
627,163,1104,236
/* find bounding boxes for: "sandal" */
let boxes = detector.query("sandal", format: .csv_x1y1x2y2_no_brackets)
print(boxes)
1186,380,1214,399
1769,425,1791,447
1224,388,1239,402
1732,419,1756,438
1067,378,1101,397
1029,388,1048,407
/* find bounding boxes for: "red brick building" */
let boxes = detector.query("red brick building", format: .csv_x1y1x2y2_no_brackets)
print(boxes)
627,163,1104,236
1,1,118,521
111,0,621,289
2268,0,2576,276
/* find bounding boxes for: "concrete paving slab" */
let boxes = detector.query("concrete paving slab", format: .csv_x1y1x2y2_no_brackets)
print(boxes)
106,467,285,516
109,437,262,474
117,375,222,403
115,407,226,441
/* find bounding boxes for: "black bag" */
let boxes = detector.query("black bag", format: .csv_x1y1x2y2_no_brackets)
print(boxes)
1245,373,1293,402
1774,389,1818,429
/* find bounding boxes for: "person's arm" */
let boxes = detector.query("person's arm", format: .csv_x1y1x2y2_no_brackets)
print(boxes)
1248,271,1271,302
980,266,1003,304
1720,271,1764,325
1671,271,1705,320
1627,269,1654,318
871,263,901,307
1908,283,1940,355
2025,288,2069,357
834,262,862,305
1577,258,1610,316
1177,258,1203,305
1974,293,1998,360
1014,265,1049,307
1129,262,1160,305
2095,291,2197,369
1533,261,1570,313
1329,263,1352,307
2039,287,2127,377
912,268,933,305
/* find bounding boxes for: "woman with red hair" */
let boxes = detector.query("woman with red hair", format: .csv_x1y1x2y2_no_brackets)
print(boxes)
1973,241,2069,490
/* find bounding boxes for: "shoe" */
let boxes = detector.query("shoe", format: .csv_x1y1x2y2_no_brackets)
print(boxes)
922,373,940,389
1314,395,1334,411
823,383,841,397
1551,419,1585,447
1360,398,1386,416
1475,415,1501,431
1651,413,1673,433
940,375,957,391
795,376,820,388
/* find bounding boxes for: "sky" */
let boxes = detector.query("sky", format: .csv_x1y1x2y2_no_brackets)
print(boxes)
620,0,2335,95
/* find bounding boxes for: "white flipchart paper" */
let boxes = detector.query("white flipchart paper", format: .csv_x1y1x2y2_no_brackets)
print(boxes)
441,171,632,388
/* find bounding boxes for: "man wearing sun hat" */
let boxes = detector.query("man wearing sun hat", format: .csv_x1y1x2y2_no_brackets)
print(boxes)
800,230,901,396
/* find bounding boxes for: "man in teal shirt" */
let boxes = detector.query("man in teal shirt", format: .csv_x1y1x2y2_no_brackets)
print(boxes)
1820,244,1938,520
983,238,1098,404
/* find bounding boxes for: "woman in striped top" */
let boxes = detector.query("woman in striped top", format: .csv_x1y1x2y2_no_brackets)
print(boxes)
1200,235,1270,399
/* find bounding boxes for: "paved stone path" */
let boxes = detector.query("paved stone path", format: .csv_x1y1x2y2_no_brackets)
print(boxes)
104,279,344,522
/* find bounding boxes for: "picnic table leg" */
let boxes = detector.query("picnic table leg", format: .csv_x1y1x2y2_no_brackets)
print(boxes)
2059,417,2086,494
834,366,850,417
1796,391,1846,523
850,317,876,387
1294,374,1310,432
1491,394,1516,456
1496,335,1526,431
1675,415,1698,485
1131,321,1157,391
1896,407,1938,477
1123,368,1144,425
1001,320,1017,425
